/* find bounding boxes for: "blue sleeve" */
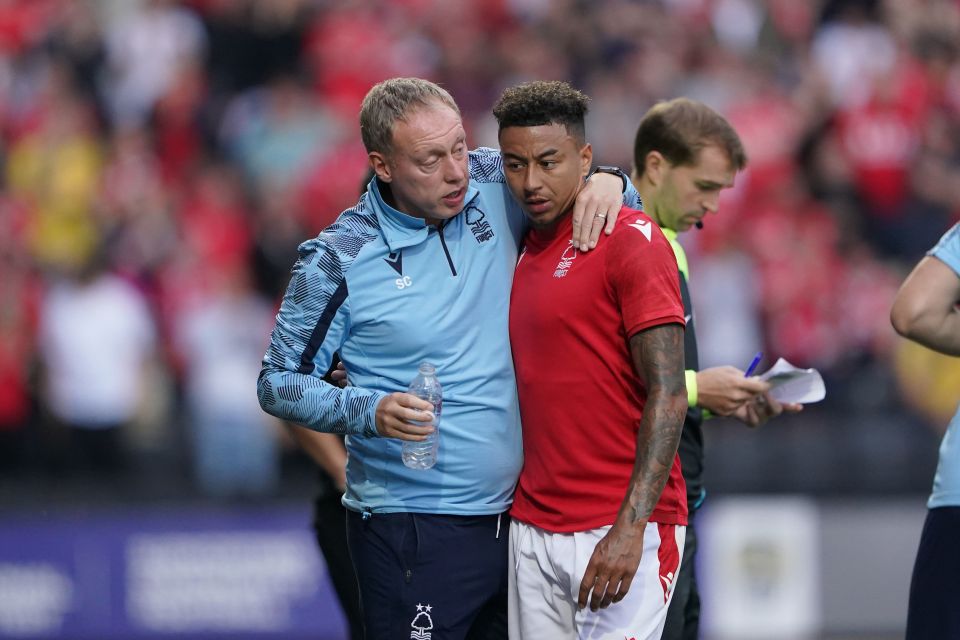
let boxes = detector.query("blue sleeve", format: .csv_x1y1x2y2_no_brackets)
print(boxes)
468,147,506,183
257,236,386,437
623,178,642,210
929,223,960,277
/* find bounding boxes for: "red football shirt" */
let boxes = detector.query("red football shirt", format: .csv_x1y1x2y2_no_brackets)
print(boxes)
509,206,688,532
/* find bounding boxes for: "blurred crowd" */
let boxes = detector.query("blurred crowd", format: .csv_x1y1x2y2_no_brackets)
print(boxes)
1,0,959,500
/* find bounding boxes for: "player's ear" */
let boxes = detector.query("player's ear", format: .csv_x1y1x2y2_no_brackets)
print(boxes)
579,143,593,177
644,151,666,187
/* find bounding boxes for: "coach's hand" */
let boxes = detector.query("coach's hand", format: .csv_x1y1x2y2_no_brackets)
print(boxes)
375,393,435,440
572,172,622,251
329,361,349,388
578,522,645,612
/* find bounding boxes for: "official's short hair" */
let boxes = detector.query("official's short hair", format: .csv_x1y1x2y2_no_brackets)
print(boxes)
360,78,460,155
492,81,590,144
633,98,747,177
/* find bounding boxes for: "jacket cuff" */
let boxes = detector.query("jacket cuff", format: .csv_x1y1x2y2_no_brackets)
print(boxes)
362,390,389,437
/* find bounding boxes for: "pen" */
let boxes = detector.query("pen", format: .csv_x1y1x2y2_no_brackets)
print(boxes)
744,351,763,377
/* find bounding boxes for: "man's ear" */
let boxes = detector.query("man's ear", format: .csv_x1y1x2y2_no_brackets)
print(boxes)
580,143,593,177
369,151,392,183
644,151,665,187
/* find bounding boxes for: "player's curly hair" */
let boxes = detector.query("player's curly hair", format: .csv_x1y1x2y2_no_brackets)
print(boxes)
492,81,589,144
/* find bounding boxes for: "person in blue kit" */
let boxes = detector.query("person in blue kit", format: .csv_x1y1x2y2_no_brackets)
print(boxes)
257,77,638,639
891,222,960,640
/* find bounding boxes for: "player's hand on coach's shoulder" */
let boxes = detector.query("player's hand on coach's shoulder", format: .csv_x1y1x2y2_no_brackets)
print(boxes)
374,393,435,441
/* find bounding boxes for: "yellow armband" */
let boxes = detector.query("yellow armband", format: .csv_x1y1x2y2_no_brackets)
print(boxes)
685,369,697,408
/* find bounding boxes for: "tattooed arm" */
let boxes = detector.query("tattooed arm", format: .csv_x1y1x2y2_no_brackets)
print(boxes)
577,323,687,612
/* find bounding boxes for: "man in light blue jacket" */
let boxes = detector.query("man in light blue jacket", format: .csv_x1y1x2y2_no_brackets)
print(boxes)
891,222,960,640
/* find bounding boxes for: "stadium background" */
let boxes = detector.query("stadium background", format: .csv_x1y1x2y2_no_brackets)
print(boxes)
1,0,959,638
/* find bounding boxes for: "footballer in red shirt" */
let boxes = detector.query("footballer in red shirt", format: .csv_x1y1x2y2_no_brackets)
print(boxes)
494,81,687,640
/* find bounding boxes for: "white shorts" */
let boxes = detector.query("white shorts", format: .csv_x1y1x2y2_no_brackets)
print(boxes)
508,519,685,640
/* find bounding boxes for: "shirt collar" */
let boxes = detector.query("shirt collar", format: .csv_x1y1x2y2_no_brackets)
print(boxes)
367,177,480,252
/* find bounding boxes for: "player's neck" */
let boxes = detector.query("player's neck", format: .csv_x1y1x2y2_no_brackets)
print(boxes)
529,209,573,242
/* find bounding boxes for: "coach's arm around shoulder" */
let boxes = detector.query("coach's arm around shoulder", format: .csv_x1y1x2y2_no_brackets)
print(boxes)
891,255,960,357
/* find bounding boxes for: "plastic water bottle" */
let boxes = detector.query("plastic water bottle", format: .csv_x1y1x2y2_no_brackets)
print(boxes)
402,362,442,470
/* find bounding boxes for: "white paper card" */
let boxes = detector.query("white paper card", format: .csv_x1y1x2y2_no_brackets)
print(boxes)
758,358,826,404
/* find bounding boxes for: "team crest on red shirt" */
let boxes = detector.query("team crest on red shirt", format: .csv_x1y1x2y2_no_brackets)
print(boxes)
553,242,578,278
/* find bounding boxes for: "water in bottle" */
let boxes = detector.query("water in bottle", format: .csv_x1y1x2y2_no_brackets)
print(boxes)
402,362,442,470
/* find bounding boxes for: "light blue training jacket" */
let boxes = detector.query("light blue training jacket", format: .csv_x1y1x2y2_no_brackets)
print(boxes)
927,223,960,509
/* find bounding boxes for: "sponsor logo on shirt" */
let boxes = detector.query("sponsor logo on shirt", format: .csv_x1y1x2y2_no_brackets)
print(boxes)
466,206,495,244
660,570,675,603
385,251,403,275
410,603,434,639
553,242,578,278
627,218,652,241
386,251,413,289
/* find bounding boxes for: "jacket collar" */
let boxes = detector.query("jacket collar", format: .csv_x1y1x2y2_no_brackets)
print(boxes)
367,177,480,252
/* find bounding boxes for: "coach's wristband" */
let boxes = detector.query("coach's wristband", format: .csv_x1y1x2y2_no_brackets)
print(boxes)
589,165,629,193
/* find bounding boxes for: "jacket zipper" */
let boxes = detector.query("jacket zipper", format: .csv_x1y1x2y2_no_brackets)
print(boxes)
437,221,457,276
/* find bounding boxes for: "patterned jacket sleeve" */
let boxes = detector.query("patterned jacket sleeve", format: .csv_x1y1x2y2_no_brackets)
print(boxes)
257,234,385,437
469,147,506,183
623,178,642,211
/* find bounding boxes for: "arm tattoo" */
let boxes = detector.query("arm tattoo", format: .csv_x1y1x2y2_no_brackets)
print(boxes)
620,323,687,525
